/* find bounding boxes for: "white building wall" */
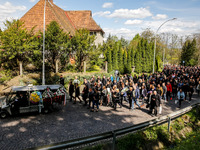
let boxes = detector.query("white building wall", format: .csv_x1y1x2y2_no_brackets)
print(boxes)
94,31,104,46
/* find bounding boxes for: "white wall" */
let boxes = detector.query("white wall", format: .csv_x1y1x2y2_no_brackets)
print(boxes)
94,31,104,46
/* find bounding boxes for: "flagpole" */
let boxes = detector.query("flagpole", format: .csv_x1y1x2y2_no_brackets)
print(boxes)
42,0,46,85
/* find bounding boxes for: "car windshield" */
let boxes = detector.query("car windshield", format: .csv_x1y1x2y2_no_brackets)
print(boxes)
6,92,17,103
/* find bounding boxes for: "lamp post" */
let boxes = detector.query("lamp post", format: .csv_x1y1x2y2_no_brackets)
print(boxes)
42,0,46,85
152,18,177,73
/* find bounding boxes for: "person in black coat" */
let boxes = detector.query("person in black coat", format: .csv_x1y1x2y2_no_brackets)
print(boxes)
150,90,160,116
74,83,82,104
60,75,65,86
127,87,133,109
182,82,189,100
188,85,194,101
82,84,89,106
69,81,74,102
91,88,100,112
113,88,121,110
88,88,94,109
102,75,107,86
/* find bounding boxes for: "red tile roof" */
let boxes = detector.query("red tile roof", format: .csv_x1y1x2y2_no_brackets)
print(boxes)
20,0,103,35
66,10,104,33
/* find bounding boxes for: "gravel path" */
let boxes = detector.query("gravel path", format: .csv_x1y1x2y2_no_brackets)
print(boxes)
0,94,199,150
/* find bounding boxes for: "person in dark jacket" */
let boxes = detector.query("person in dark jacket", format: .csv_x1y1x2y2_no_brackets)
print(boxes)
91,88,100,112
188,85,194,101
88,88,94,109
69,81,74,102
74,83,82,104
60,75,65,86
182,82,189,100
127,87,133,109
113,89,121,110
82,84,89,106
150,90,160,116
102,75,107,86
172,81,178,98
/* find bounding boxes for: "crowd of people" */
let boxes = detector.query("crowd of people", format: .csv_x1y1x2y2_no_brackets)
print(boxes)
66,66,200,116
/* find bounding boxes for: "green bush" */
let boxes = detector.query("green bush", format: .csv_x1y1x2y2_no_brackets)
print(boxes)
172,130,200,150
116,132,144,150
65,64,77,72
172,118,185,132
88,65,101,72
0,70,13,83
143,126,158,140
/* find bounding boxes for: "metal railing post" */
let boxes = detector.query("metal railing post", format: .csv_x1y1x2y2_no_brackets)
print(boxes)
112,131,116,150
168,117,171,132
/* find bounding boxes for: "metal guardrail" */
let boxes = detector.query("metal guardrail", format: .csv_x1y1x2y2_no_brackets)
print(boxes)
27,102,200,150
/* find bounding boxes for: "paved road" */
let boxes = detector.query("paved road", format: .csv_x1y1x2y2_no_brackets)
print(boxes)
0,94,199,150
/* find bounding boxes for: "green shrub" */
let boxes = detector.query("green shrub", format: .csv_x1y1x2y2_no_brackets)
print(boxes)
116,132,144,150
172,118,185,132
156,125,170,145
65,64,77,72
143,126,158,140
88,65,101,72
0,70,13,83
172,130,200,150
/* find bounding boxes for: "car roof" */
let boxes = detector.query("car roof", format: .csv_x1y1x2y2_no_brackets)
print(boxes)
11,85,61,92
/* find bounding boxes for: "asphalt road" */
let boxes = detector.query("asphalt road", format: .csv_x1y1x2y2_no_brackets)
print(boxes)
0,94,199,150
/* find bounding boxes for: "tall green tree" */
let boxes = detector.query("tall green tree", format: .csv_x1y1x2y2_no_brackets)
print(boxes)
135,42,142,73
71,29,95,71
123,49,127,73
131,47,135,68
45,21,70,72
0,19,38,75
126,48,132,73
181,39,198,66
117,41,124,74
107,46,112,72
112,43,118,70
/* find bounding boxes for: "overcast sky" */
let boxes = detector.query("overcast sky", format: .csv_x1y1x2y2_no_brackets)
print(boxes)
0,0,200,40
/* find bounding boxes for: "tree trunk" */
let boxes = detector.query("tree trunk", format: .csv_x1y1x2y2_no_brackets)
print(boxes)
84,61,86,73
55,59,59,73
105,61,108,73
19,61,23,76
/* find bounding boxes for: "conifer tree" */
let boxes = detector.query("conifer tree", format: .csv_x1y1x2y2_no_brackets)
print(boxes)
107,46,112,72
117,41,124,74
181,39,197,66
112,42,118,70
131,47,135,68
135,42,142,73
123,49,127,73
127,48,132,73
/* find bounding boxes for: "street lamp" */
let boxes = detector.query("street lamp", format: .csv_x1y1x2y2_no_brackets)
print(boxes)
42,0,46,85
152,18,177,73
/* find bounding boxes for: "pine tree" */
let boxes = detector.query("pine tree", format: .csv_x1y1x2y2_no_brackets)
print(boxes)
135,42,142,73
127,48,132,73
112,42,118,70
107,46,112,72
181,39,198,66
145,39,151,73
117,41,124,74
140,38,146,72
123,49,127,73
131,47,135,68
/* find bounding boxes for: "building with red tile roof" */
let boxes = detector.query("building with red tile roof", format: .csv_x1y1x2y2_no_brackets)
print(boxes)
20,0,104,45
